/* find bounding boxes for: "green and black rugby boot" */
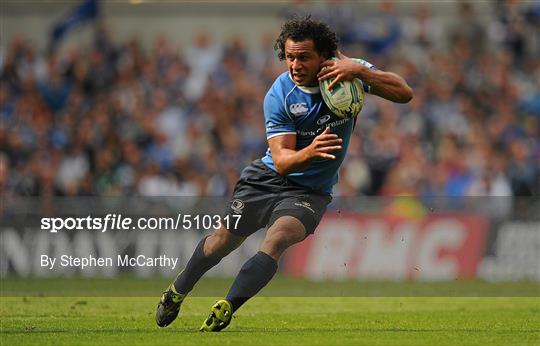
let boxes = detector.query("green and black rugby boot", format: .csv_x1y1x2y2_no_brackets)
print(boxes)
200,299,233,332
155,284,185,327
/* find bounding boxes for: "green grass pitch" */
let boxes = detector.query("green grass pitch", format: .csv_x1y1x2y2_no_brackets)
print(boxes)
1,278,539,345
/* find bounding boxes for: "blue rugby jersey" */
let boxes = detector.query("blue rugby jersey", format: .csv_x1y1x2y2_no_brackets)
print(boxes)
261,59,374,193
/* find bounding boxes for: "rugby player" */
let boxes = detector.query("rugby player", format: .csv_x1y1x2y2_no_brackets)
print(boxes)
156,15,413,332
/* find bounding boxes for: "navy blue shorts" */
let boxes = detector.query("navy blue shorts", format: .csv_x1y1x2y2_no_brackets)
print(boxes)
225,159,332,237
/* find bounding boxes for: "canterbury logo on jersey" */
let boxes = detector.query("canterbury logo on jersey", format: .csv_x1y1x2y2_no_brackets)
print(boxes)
289,103,309,116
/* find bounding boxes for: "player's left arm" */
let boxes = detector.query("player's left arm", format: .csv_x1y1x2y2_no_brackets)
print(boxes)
317,51,413,104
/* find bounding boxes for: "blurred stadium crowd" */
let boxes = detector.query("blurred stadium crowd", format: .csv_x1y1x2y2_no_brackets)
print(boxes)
1,1,538,199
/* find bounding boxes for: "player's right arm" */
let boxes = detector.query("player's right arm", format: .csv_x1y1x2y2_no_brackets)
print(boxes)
264,78,342,176
269,128,342,176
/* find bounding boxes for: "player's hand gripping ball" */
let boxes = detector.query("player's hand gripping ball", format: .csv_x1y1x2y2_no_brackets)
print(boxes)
319,58,365,119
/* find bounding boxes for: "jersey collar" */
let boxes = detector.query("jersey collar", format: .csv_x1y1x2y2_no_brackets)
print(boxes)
288,73,320,94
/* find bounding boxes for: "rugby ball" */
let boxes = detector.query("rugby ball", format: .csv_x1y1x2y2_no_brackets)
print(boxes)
319,59,365,119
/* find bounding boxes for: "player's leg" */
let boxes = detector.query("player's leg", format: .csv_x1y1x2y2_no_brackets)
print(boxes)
173,226,245,294
200,216,305,332
200,192,331,332
157,160,279,328
156,159,278,328
226,215,306,306
156,226,244,327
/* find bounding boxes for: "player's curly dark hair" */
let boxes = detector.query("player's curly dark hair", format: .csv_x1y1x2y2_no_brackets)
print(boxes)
274,15,339,60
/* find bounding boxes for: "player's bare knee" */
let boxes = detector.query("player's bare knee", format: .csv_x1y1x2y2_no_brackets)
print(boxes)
261,232,285,252
268,217,306,242
260,233,298,260
204,227,245,258
261,221,306,256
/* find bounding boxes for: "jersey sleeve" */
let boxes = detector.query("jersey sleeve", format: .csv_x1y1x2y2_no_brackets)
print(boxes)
264,89,296,139
352,58,376,94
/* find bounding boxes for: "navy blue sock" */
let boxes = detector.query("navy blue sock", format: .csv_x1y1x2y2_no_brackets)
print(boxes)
226,251,278,312
173,237,221,295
